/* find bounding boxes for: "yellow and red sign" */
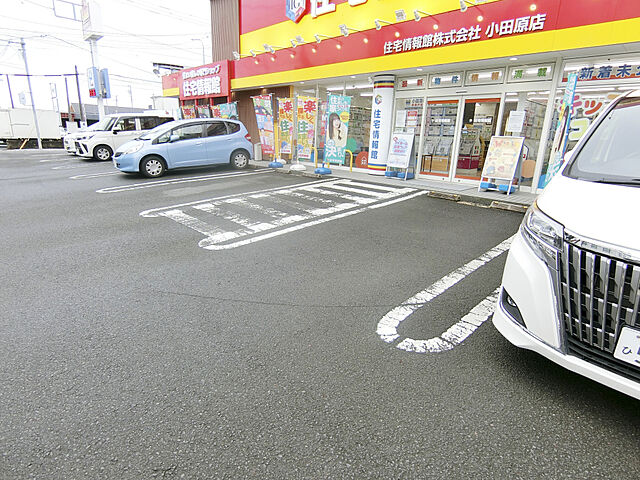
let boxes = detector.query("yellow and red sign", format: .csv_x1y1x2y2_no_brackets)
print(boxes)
234,0,640,89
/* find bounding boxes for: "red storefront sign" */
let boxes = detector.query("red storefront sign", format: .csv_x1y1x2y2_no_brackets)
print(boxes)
178,61,230,100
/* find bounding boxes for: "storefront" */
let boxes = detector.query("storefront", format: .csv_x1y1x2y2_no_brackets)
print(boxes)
227,0,640,191
161,60,235,120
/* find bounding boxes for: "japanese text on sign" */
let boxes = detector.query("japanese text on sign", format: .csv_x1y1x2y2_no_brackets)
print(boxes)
383,13,546,55
183,77,221,97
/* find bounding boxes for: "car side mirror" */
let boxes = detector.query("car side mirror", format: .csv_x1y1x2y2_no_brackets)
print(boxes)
170,134,180,143
112,129,120,134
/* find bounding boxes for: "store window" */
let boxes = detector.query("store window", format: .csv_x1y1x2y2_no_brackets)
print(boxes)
421,101,458,177
455,99,500,180
392,96,424,172
500,92,548,187
292,82,372,167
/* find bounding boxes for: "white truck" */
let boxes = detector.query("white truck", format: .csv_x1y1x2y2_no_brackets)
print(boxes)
0,108,62,147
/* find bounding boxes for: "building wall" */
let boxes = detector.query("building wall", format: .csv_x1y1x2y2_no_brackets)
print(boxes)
210,0,240,62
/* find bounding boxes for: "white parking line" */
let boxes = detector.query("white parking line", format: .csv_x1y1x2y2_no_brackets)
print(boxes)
376,236,514,353
70,171,120,179
96,169,272,193
141,179,426,250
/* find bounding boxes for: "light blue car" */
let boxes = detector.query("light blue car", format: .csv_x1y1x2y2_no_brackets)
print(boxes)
113,118,253,177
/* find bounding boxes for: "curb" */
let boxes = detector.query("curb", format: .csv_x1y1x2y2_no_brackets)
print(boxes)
253,163,529,214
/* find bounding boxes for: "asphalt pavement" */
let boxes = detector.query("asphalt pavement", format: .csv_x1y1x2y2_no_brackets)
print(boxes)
1,149,638,479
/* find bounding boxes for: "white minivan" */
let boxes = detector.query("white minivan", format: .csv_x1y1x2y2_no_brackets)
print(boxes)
493,91,640,400
75,113,173,161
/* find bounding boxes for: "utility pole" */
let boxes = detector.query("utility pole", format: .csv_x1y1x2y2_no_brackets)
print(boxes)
128,85,133,108
64,76,73,122
19,38,42,149
74,65,86,125
88,38,105,119
6,74,15,108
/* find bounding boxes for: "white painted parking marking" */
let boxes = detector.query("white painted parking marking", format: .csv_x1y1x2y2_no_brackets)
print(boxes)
376,236,514,352
140,179,427,250
70,172,120,179
96,169,272,194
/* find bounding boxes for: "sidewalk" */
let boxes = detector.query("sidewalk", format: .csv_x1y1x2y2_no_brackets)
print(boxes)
252,160,536,213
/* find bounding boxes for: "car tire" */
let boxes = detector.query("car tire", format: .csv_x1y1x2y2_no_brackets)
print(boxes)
140,156,166,178
230,150,249,169
93,145,113,161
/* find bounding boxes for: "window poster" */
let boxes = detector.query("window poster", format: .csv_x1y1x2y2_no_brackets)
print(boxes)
296,96,318,160
324,94,351,164
181,105,196,119
278,98,294,155
252,95,275,156
211,102,238,119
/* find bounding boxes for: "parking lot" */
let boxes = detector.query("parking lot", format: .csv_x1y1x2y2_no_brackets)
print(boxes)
1,149,638,479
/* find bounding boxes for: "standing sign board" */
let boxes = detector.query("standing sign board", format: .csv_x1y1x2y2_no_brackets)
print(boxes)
296,96,318,160
252,94,275,156
324,94,351,164
386,133,415,180
543,72,578,187
278,98,294,155
479,136,525,195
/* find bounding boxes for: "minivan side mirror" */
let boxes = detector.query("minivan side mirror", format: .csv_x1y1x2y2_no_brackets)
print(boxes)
112,129,120,134
170,134,180,143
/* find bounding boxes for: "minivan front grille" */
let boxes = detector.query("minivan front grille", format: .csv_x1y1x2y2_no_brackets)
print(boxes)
559,240,640,380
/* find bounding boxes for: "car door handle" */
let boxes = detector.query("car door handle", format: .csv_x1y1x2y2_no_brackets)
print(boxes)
195,141,203,145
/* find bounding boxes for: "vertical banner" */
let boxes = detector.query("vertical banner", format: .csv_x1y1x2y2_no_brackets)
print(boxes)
296,96,318,160
252,95,275,156
211,102,238,119
543,72,578,187
278,98,294,155
324,94,351,164
368,75,395,175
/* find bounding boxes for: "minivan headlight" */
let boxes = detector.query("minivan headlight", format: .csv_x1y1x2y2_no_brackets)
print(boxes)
121,142,143,154
521,201,563,268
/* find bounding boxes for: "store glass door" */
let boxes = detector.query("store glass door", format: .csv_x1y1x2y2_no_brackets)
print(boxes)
420,100,459,177
454,98,501,181
392,96,425,172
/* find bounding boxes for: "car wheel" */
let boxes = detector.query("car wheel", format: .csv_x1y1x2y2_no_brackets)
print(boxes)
93,145,113,161
141,156,166,178
231,150,249,169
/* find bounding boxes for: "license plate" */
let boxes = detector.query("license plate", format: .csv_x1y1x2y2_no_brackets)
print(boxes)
613,326,640,367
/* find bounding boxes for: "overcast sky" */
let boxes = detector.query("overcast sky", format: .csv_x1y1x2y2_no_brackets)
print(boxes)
0,0,211,111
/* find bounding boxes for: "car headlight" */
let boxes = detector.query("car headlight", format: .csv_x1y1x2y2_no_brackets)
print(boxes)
521,201,563,268
78,134,94,140
121,142,143,154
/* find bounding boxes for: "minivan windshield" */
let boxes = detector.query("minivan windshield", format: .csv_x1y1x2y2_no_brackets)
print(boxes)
565,96,640,185
139,120,180,140
92,116,116,131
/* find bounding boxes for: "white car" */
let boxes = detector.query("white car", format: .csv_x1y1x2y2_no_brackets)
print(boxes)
63,123,98,155
75,113,173,161
493,91,640,400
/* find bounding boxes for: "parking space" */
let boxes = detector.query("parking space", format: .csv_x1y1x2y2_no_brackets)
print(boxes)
2,148,638,479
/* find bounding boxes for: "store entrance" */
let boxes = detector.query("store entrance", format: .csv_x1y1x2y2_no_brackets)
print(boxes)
454,98,500,181
420,100,459,177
